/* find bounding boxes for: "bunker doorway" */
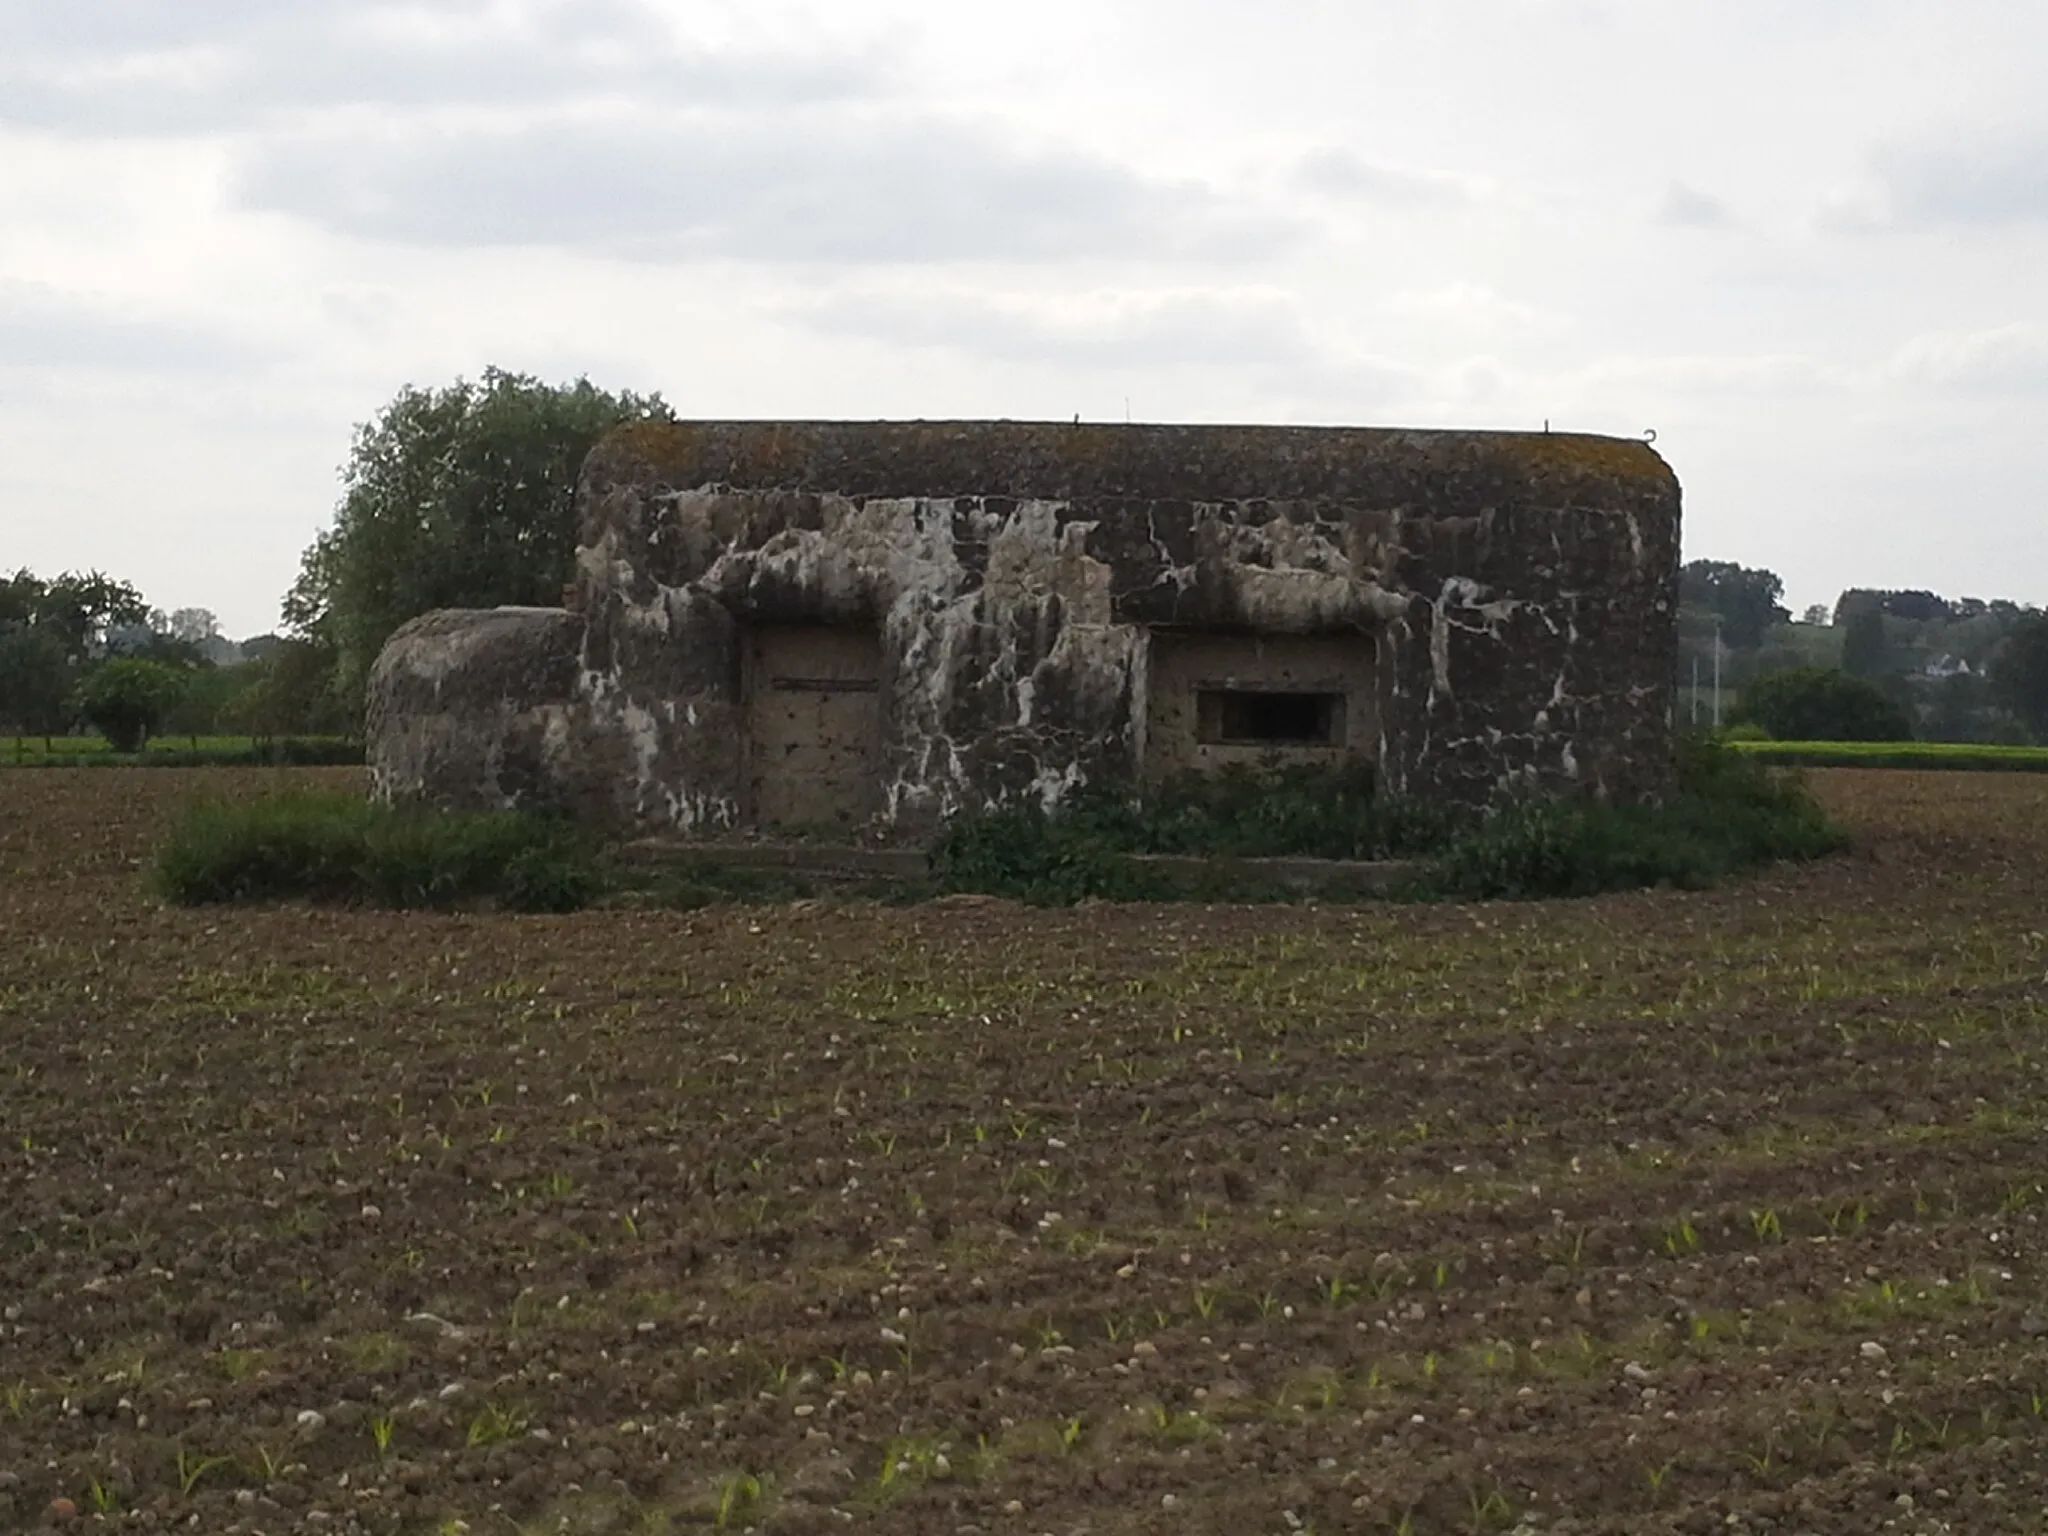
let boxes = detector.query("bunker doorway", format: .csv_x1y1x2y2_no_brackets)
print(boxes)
1144,630,1378,783
743,625,884,829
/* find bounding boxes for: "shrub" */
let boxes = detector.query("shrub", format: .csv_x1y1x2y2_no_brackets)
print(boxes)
76,658,189,751
929,802,1173,906
1105,761,1465,859
1735,667,1912,743
1412,736,1845,900
931,744,1844,905
150,793,596,911
929,763,1476,904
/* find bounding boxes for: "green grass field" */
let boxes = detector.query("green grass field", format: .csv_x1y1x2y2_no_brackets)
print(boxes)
1,735,361,767
1728,739,2048,771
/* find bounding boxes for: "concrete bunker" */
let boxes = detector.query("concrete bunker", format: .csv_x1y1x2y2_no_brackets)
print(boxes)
367,420,1681,838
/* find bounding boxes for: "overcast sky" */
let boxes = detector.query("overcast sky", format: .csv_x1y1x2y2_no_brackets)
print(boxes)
2,0,2043,637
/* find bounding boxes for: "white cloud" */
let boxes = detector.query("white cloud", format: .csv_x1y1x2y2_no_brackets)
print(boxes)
1821,126,2048,232
1876,129,2048,228
1655,181,1732,229
233,113,1287,265
1888,323,2048,391
0,0,887,134
786,285,1324,369
1292,148,1478,210
0,279,269,373
1383,283,1564,340
1571,353,1842,396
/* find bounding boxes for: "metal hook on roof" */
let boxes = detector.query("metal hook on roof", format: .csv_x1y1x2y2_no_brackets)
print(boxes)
1643,428,1658,444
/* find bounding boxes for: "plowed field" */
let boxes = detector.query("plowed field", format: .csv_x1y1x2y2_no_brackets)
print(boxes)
4,767,2047,1535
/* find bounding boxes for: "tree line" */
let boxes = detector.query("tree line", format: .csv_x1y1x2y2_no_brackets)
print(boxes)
0,568,351,749
1679,562,2048,743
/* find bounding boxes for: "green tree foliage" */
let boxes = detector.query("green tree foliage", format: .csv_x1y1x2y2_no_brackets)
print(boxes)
1919,671,2019,745
164,663,246,741
285,369,671,716
34,571,150,659
1680,560,1789,650
0,624,74,740
1735,667,1913,743
2,567,153,739
1834,588,1957,625
1839,607,1889,679
217,639,350,738
0,569,45,631
75,658,189,751
1990,613,2048,740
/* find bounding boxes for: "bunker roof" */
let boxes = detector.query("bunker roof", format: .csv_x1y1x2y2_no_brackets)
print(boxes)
587,420,1676,508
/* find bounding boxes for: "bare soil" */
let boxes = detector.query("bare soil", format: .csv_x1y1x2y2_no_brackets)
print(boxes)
3,767,2047,1534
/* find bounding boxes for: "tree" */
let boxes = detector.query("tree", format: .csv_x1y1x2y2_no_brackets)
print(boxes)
1990,613,2048,740
0,625,73,742
34,571,149,660
286,368,671,718
167,608,220,645
0,569,47,632
75,658,188,752
1840,607,1889,680
1800,604,1831,627
1680,561,1789,650
1920,671,2003,745
1734,667,1913,743
104,619,208,669
217,638,350,739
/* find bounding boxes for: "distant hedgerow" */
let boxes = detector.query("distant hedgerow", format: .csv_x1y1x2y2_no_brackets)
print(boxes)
150,793,596,912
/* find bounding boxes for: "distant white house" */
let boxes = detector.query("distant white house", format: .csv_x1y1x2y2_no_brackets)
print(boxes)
1923,654,1974,680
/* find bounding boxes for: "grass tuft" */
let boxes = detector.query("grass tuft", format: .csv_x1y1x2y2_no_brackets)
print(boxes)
149,792,597,912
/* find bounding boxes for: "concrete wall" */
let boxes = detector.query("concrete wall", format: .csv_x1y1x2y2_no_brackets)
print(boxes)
368,421,1682,836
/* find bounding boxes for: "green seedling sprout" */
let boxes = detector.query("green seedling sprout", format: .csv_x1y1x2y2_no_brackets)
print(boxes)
466,1402,528,1447
1662,1219,1700,1257
715,1471,762,1528
175,1448,229,1496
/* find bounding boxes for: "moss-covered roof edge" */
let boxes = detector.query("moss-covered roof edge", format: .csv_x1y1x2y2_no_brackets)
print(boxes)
585,420,1678,507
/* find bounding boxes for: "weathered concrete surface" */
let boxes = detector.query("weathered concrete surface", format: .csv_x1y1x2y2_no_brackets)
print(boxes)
368,421,1681,836
367,607,586,814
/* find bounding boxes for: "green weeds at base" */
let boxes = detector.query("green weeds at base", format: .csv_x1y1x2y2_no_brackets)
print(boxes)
149,793,597,912
1416,738,1845,900
2,735,362,768
929,761,1456,905
930,740,1844,904
148,740,1842,911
